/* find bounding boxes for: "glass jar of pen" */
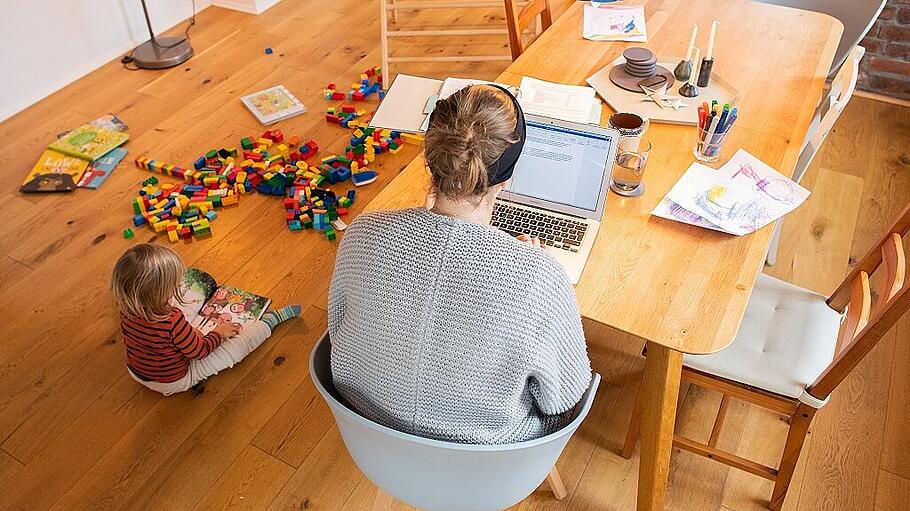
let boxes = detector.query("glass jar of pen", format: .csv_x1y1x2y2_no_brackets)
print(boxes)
695,100,737,163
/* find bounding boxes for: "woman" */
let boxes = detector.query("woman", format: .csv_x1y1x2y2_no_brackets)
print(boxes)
328,84,592,444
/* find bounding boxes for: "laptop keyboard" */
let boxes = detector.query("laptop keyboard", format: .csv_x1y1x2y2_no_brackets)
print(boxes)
490,202,587,252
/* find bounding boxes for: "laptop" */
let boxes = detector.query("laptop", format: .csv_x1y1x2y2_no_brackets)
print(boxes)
491,114,620,284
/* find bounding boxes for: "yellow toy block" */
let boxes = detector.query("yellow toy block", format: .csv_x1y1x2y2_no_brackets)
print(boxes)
402,133,424,143
257,137,273,147
167,229,179,243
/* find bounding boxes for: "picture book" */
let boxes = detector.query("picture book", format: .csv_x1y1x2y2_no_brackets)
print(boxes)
77,147,129,189
240,85,307,125
181,267,272,335
583,4,647,42
57,113,129,139
20,149,90,193
47,123,129,161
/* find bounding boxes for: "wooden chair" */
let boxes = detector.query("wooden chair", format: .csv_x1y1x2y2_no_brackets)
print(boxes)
380,1,527,89
623,201,910,510
766,45,864,266
503,0,553,60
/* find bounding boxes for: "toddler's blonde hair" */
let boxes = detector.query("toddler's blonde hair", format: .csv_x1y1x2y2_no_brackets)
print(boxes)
112,243,186,322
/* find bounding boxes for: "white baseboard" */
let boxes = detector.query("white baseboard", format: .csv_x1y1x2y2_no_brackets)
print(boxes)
212,0,281,14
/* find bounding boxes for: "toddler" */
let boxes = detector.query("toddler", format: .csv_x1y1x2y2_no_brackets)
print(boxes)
112,244,300,395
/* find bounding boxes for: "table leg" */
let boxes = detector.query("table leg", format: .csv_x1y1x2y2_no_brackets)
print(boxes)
637,342,683,511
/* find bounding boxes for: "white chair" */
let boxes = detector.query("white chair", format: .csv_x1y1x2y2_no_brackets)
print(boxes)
624,202,910,510
754,0,884,77
765,45,865,266
309,331,601,511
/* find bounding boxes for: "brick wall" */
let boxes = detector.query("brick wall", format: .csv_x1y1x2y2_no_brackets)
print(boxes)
860,0,910,101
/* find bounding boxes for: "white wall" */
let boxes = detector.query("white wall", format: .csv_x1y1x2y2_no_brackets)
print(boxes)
0,0,212,122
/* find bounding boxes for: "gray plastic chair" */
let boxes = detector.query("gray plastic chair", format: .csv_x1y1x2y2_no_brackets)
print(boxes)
309,331,601,511
753,0,885,77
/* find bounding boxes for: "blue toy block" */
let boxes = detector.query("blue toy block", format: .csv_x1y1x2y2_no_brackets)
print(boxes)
265,47,274,55
347,189,356,202
288,219,302,230
193,155,206,170
352,170,378,186
133,214,147,226
205,211,217,221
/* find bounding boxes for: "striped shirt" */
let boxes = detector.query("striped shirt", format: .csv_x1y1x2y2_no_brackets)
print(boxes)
120,308,224,383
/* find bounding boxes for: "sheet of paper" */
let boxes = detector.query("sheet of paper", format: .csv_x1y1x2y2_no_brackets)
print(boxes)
588,100,603,125
369,74,443,133
652,197,728,232
583,4,647,42
518,76,599,124
654,150,810,236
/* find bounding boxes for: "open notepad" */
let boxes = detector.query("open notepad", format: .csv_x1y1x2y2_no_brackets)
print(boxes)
369,75,510,133
369,74,602,133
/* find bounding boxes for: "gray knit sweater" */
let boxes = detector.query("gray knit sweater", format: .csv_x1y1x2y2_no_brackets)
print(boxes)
328,208,592,444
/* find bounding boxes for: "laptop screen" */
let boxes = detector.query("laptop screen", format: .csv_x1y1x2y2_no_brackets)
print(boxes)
505,119,615,213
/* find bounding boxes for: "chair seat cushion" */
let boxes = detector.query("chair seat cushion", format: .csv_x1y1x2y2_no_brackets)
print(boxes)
684,273,843,399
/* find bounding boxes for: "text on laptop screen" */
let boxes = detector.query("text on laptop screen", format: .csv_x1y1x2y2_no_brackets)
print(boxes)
506,120,614,212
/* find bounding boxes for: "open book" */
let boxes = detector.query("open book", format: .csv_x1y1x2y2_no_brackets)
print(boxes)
181,268,272,334
369,75,512,133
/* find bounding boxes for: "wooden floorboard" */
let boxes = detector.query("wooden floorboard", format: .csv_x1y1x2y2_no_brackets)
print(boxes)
0,1,908,510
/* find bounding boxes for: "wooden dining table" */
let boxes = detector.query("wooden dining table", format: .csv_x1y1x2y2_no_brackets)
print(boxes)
364,0,842,509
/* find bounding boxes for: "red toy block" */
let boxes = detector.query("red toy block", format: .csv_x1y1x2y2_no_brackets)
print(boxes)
352,91,365,101
326,114,341,124
327,82,336,90
331,92,346,100
342,104,356,113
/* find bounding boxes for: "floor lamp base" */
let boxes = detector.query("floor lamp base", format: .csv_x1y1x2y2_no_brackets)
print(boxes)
132,36,194,69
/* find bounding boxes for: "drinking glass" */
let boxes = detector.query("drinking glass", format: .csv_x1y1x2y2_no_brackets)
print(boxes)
611,138,651,197
694,125,733,163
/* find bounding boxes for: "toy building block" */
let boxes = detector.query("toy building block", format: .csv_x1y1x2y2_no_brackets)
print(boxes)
325,228,337,241
123,229,134,239
265,47,274,54
352,170,378,186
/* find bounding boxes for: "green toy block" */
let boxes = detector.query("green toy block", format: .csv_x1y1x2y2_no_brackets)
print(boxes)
123,229,134,239
325,228,336,241
205,149,218,159
241,137,254,150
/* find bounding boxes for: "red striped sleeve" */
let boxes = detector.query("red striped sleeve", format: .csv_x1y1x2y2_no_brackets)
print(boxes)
169,311,223,360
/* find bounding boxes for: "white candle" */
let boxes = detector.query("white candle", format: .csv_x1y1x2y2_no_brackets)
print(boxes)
689,48,700,85
706,21,718,60
686,24,698,62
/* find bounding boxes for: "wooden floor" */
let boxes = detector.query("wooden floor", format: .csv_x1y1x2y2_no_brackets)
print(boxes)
0,2,908,510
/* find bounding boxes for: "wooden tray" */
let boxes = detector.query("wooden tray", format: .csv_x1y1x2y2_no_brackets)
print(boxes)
587,56,740,126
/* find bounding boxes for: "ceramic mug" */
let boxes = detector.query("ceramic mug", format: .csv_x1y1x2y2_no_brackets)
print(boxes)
608,112,650,138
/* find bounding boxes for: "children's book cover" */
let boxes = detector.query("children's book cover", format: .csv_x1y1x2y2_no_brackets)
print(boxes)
77,147,129,189
47,123,129,161
20,149,90,192
240,85,307,125
182,267,272,334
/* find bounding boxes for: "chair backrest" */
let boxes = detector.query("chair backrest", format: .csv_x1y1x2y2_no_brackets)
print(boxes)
504,0,553,60
791,45,864,183
753,0,885,77
309,331,600,511
808,202,910,400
